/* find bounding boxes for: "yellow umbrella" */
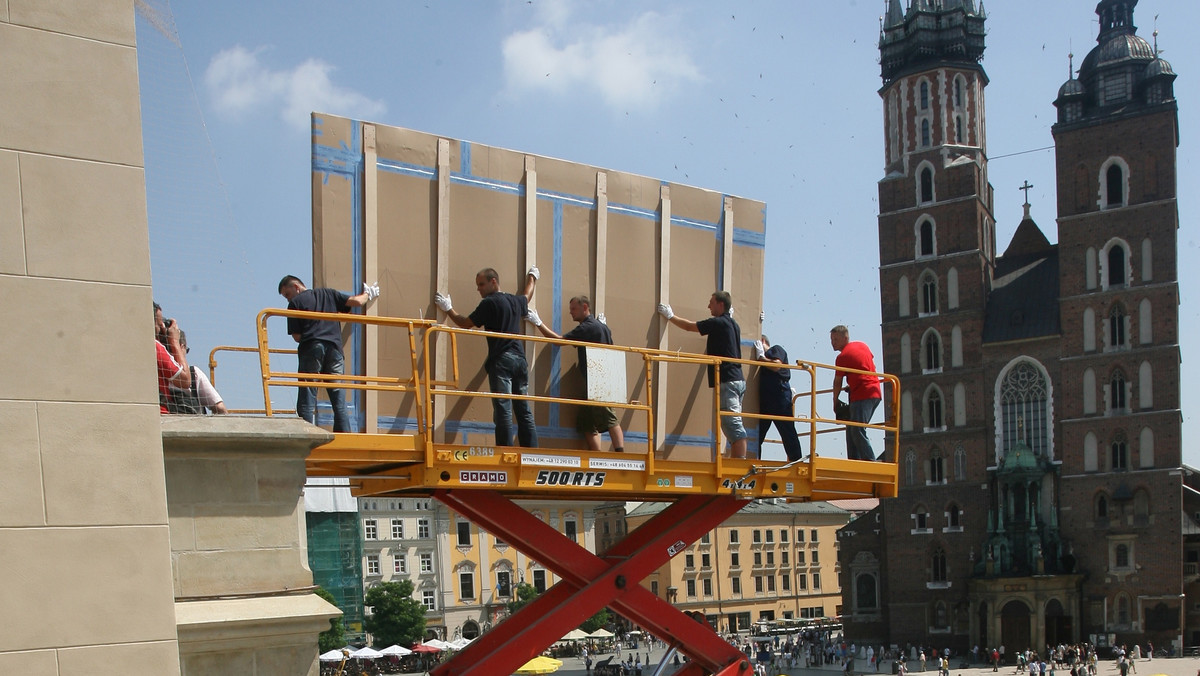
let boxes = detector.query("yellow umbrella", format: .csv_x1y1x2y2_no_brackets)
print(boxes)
513,655,564,674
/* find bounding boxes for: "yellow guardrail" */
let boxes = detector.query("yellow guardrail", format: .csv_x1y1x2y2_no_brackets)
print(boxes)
242,308,899,479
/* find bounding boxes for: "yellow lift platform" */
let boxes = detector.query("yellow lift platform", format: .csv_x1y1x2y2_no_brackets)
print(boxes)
238,308,899,676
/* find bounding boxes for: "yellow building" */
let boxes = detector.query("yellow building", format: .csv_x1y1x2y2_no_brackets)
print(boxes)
627,500,852,634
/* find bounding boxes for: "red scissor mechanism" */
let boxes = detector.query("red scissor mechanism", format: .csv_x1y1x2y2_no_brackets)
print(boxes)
429,490,755,676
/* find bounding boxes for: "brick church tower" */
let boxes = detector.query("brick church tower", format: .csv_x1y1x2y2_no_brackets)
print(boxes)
840,0,1188,653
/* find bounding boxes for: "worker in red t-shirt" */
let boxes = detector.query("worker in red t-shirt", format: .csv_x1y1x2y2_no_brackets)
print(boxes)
830,325,882,461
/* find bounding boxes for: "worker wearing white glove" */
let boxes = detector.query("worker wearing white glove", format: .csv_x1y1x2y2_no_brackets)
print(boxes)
525,307,543,327
363,282,381,301
656,291,748,459
752,339,766,360
436,266,541,448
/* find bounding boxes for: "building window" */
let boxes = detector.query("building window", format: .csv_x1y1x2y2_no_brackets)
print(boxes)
459,571,474,600
755,576,764,593
782,574,791,592
919,219,935,256
926,388,944,430
954,76,964,108
732,577,741,594
914,511,929,531
920,168,934,205
796,530,805,543
730,529,740,544
921,119,931,147
1111,434,1129,470
1116,544,1130,569
753,529,762,544
1110,370,1128,412
932,548,947,582
731,552,740,567
955,116,964,144
422,590,436,611
920,274,938,315
702,553,711,569
686,579,696,598
391,519,404,540
767,552,775,567
766,575,776,593
811,530,818,542
1109,304,1127,347
366,554,380,575
456,521,471,547
954,445,966,480
532,569,546,593
651,580,659,596
754,552,762,567
564,518,578,541
797,574,807,591
418,518,430,539
796,551,805,565
420,552,433,573
393,555,406,574
948,504,961,528
1106,164,1124,207
703,578,713,596
1096,494,1108,519
1108,246,1128,288
920,81,930,110
780,529,788,544
700,533,711,545
686,553,696,569
781,551,789,566
999,360,1050,458
765,530,775,544
496,571,512,598
905,450,917,486
856,573,878,611
364,519,378,540
812,573,821,589
812,551,819,565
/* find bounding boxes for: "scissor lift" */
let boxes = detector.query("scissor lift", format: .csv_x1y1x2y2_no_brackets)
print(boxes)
254,309,900,676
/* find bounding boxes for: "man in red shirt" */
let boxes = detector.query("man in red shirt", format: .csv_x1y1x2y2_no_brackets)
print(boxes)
154,302,192,413
830,325,882,461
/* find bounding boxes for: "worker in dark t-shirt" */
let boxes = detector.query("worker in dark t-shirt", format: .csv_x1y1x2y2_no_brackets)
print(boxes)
752,334,804,461
435,266,540,448
657,290,748,459
278,275,379,432
526,294,625,452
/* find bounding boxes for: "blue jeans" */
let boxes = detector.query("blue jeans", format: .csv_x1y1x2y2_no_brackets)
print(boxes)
846,397,880,461
296,339,350,433
719,380,748,444
488,350,537,447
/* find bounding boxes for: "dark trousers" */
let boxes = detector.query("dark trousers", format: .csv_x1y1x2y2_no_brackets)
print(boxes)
758,390,804,461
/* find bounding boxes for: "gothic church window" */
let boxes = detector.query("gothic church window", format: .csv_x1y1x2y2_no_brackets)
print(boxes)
923,330,942,372
925,388,944,431
921,119,931,147
1141,238,1153,281
1100,157,1129,209
920,274,938,315
901,333,912,373
919,218,935,254
920,81,930,110
1084,432,1099,472
920,168,934,205
947,268,959,309
1138,361,1153,409
953,384,966,427
1111,432,1128,470
855,573,878,611
955,116,964,144
899,276,910,316
1083,307,1096,351
998,360,1050,458
1083,368,1097,415
931,548,947,582
1107,245,1127,289
1110,370,1128,412
1139,427,1155,468
1138,299,1152,344
1109,304,1127,348
905,450,917,486
947,504,961,528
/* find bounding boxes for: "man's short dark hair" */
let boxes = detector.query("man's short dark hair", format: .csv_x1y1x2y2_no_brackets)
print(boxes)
831,324,849,337
477,268,499,282
712,290,732,312
570,295,591,308
278,275,304,293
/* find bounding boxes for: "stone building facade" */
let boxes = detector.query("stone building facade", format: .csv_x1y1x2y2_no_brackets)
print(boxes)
841,0,1186,655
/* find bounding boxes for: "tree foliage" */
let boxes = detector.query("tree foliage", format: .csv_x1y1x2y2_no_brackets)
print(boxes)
315,587,347,653
580,608,610,634
363,580,427,648
506,581,539,615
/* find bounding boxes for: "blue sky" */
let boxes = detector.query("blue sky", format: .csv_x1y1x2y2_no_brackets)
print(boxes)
138,0,1200,462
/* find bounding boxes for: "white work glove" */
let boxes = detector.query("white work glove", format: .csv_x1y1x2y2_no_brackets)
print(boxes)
527,265,540,280
526,308,543,327
759,311,765,323
364,282,380,301
434,292,453,313
657,303,674,320
752,340,766,360
597,313,607,325
728,307,735,317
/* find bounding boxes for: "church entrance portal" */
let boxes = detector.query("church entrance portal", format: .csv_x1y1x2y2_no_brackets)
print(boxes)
1001,600,1032,654
1045,599,1071,646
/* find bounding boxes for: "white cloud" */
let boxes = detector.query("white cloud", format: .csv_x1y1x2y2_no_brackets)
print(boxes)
501,9,702,111
204,46,385,131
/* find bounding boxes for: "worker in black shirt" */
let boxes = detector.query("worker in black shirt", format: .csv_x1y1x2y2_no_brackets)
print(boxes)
435,266,540,448
526,295,625,452
657,291,748,459
752,334,804,461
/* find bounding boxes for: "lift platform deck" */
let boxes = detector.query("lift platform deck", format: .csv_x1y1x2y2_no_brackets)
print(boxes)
247,308,899,676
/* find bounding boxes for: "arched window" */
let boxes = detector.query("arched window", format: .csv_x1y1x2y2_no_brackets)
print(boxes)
905,450,917,486
1085,247,1098,290
1116,595,1130,624
953,384,966,427
947,268,959,309
919,218,935,254
855,573,878,611
1138,299,1152,344
1110,369,1127,412
931,548,947,582
1141,238,1153,281
1109,304,1127,348
1139,361,1153,409
998,360,1050,458
948,504,961,528
954,76,964,108
900,333,912,373
1107,245,1127,288
1106,163,1124,207
923,331,942,372
1083,368,1097,415
902,391,914,431
955,116,964,144
1096,494,1108,519
925,387,944,431
1140,427,1155,468
921,119,931,147
1111,432,1128,470
920,81,930,110
920,273,938,315
951,326,963,367
1084,432,1099,471
1083,307,1096,351
920,168,935,204
954,445,966,480
898,275,910,316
